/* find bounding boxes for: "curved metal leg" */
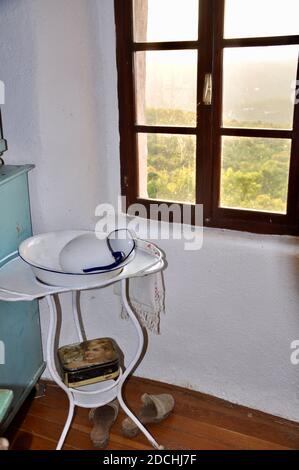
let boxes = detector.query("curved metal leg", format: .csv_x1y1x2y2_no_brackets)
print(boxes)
46,295,75,450
72,291,84,342
56,396,75,450
117,279,164,450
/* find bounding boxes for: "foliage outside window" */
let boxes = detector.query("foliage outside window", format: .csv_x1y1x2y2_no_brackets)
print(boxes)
115,0,299,235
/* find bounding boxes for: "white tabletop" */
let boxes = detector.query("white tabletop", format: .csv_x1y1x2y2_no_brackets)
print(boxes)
0,248,164,302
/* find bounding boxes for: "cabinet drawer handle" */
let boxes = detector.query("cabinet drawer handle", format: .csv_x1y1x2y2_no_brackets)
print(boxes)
203,73,212,106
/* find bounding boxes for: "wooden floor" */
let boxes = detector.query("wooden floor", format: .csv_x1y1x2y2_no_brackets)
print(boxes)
5,377,299,450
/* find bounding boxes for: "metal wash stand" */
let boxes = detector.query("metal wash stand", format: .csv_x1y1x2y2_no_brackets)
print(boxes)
0,244,164,450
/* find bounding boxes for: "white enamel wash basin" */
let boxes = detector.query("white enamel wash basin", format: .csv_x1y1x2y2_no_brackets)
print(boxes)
18,230,135,288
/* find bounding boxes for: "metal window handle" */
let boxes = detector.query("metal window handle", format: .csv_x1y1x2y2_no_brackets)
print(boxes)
203,73,212,106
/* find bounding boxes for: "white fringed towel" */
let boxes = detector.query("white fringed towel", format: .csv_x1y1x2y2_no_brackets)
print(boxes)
114,272,165,334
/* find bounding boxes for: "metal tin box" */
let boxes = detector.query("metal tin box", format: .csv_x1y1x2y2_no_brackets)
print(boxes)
58,338,120,388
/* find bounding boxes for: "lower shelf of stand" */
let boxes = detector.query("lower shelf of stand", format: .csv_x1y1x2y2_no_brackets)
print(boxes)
69,369,123,408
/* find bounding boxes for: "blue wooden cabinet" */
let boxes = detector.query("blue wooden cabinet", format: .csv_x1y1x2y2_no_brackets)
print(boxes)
0,165,45,430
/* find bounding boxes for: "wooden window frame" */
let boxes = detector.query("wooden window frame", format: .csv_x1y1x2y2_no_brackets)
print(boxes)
115,0,299,235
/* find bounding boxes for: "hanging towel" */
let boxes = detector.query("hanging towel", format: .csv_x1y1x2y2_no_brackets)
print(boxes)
114,272,165,334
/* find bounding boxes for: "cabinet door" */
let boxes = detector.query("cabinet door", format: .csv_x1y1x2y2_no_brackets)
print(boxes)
0,300,43,412
0,168,45,430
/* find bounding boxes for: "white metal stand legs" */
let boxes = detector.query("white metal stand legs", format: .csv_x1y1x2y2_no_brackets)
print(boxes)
45,280,164,450
118,280,164,450
57,397,75,450
46,295,75,450
0,240,165,450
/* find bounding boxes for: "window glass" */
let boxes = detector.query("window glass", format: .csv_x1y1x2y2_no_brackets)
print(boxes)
138,133,196,204
220,136,291,214
223,46,299,130
224,0,299,39
135,50,198,127
133,0,199,42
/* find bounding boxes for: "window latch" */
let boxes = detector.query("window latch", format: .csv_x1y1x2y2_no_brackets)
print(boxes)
203,73,212,106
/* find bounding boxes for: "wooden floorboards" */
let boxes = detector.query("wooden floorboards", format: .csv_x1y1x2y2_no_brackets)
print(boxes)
5,377,299,450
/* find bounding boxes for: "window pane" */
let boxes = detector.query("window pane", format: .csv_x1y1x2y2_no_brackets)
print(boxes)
135,50,197,127
220,137,291,214
224,0,299,39
138,133,196,204
223,46,299,130
133,0,199,42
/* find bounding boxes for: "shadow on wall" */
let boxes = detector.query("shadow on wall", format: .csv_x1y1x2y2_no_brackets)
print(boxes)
0,0,43,217
84,0,121,208
0,0,42,157
0,0,113,233
289,243,299,331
